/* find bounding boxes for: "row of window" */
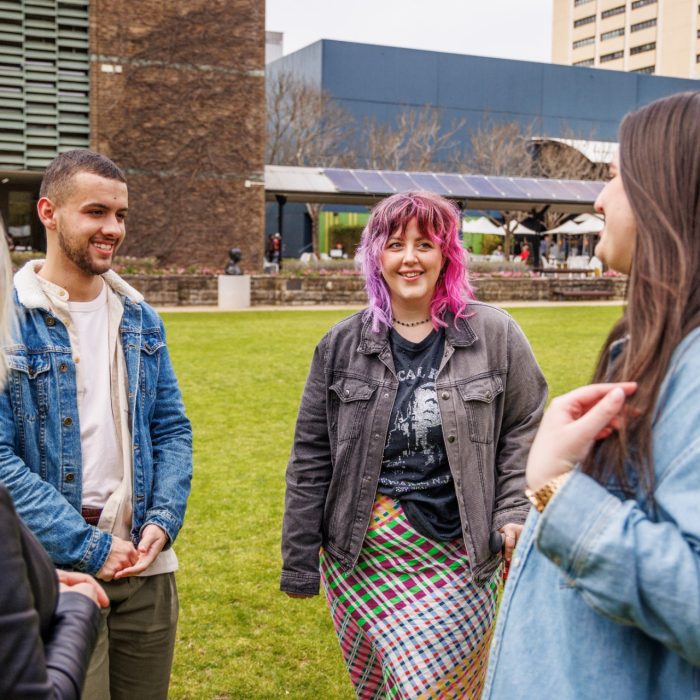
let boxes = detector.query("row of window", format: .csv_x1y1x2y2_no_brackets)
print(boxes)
573,0,657,29
573,42,657,67
575,17,657,50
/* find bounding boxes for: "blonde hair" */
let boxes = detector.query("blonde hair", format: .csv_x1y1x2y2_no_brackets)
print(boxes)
0,223,13,387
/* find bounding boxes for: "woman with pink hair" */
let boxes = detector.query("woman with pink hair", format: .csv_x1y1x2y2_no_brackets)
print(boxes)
281,191,546,698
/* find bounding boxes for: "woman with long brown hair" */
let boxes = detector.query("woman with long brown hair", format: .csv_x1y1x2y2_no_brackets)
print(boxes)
484,91,700,699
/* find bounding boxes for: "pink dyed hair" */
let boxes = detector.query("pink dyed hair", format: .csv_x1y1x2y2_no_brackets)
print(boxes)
357,191,474,331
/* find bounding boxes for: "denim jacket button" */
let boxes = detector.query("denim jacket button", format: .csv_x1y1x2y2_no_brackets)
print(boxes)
447,435,456,443
63,417,73,427
45,316,56,327
65,473,75,482
441,391,450,400
59,362,68,373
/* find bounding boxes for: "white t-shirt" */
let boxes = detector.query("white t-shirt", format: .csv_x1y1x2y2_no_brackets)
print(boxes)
69,282,123,507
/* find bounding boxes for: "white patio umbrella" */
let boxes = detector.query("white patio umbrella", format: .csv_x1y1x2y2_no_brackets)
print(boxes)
462,216,504,235
503,221,536,235
545,219,584,235
573,213,604,234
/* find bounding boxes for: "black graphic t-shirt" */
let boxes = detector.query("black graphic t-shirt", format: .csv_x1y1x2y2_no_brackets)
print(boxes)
377,328,462,541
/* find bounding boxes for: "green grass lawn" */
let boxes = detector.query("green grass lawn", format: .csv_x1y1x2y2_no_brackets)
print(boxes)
164,304,623,699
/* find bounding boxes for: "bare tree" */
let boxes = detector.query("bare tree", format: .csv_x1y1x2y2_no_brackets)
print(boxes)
461,120,610,258
266,71,355,255
361,106,465,171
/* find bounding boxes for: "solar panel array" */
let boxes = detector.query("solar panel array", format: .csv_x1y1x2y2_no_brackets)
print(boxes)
324,168,603,204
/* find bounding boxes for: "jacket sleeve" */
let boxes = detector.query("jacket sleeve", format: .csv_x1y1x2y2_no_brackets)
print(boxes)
492,318,548,531
280,335,332,596
535,349,700,665
143,318,193,546
0,385,112,574
0,488,101,699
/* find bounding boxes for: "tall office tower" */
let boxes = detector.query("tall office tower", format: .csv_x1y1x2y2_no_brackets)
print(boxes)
552,0,700,78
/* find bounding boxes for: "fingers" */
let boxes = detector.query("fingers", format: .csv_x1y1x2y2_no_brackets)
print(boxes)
498,524,523,562
56,570,110,607
573,386,628,441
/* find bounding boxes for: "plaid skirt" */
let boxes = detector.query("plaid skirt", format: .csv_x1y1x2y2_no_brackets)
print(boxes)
321,495,499,699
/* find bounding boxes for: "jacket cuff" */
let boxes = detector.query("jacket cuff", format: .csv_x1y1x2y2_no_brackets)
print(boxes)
77,528,112,575
492,506,530,532
142,509,181,549
280,570,320,596
535,470,621,577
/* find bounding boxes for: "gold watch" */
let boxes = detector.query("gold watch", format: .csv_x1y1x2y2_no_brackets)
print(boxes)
525,472,572,513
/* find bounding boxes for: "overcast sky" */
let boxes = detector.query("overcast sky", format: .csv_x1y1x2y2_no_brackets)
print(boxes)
266,0,553,63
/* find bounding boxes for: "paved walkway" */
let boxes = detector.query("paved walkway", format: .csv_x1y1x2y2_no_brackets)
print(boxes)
156,300,624,313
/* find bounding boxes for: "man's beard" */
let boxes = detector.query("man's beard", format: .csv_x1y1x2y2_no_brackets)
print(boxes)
57,227,114,276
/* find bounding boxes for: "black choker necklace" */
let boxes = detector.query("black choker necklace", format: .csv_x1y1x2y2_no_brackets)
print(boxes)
393,317,431,327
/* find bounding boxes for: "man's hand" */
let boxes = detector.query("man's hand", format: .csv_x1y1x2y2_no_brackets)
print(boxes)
57,569,110,607
96,536,139,582
113,524,168,579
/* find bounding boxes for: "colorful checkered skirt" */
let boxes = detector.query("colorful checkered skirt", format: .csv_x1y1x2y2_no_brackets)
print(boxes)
321,495,499,699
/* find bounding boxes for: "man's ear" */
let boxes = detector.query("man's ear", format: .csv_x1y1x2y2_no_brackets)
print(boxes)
37,197,57,230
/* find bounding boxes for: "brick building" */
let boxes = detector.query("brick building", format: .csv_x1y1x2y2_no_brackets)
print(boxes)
0,0,265,270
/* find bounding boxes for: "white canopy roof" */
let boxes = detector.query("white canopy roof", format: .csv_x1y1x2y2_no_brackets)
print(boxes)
462,216,504,235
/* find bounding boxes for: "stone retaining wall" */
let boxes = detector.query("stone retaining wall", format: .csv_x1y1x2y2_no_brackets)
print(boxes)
123,274,627,307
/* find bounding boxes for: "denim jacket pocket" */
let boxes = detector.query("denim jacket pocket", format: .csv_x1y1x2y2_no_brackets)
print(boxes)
329,377,376,442
7,351,52,413
457,374,504,444
139,330,165,399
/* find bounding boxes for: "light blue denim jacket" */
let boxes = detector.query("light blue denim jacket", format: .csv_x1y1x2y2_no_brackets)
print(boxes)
484,328,700,699
0,263,192,575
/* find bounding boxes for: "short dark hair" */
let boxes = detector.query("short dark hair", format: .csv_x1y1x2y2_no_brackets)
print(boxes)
39,149,126,203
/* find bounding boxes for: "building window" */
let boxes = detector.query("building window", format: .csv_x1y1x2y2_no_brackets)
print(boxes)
632,65,655,74
631,18,657,32
574,0,594,5
600,50,624,62
573,36,595,49
574,14,596,27
601,28,626,40
630,42,656,55
574,58,595,66
601,5,625,19
631,0,656,8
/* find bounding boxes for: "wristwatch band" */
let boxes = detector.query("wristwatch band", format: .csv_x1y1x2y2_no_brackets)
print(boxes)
525,472,572,513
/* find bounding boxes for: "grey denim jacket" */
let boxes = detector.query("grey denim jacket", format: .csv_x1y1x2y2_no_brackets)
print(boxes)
280,303,547,595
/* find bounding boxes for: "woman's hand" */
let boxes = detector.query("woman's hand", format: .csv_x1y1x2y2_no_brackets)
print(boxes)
526,382,637,492
498,523,524,561
57,569,110,608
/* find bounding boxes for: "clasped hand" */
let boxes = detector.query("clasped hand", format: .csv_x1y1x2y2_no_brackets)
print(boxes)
96,524,168,581
526,382,637,493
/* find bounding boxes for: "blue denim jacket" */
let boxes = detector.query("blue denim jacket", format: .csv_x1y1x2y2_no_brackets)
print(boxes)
484,328,700,699
0,264,192,575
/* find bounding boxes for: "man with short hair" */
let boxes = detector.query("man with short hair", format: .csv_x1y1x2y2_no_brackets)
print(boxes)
0,149,192,698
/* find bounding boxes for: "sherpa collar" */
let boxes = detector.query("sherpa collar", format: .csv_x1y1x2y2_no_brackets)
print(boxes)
14,259,144,310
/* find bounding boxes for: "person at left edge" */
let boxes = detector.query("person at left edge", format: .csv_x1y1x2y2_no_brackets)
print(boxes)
0,149,193,699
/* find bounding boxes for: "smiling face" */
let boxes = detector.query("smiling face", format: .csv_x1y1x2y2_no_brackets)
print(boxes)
380,218,443,314
39,171,128,278
594,154,637,274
